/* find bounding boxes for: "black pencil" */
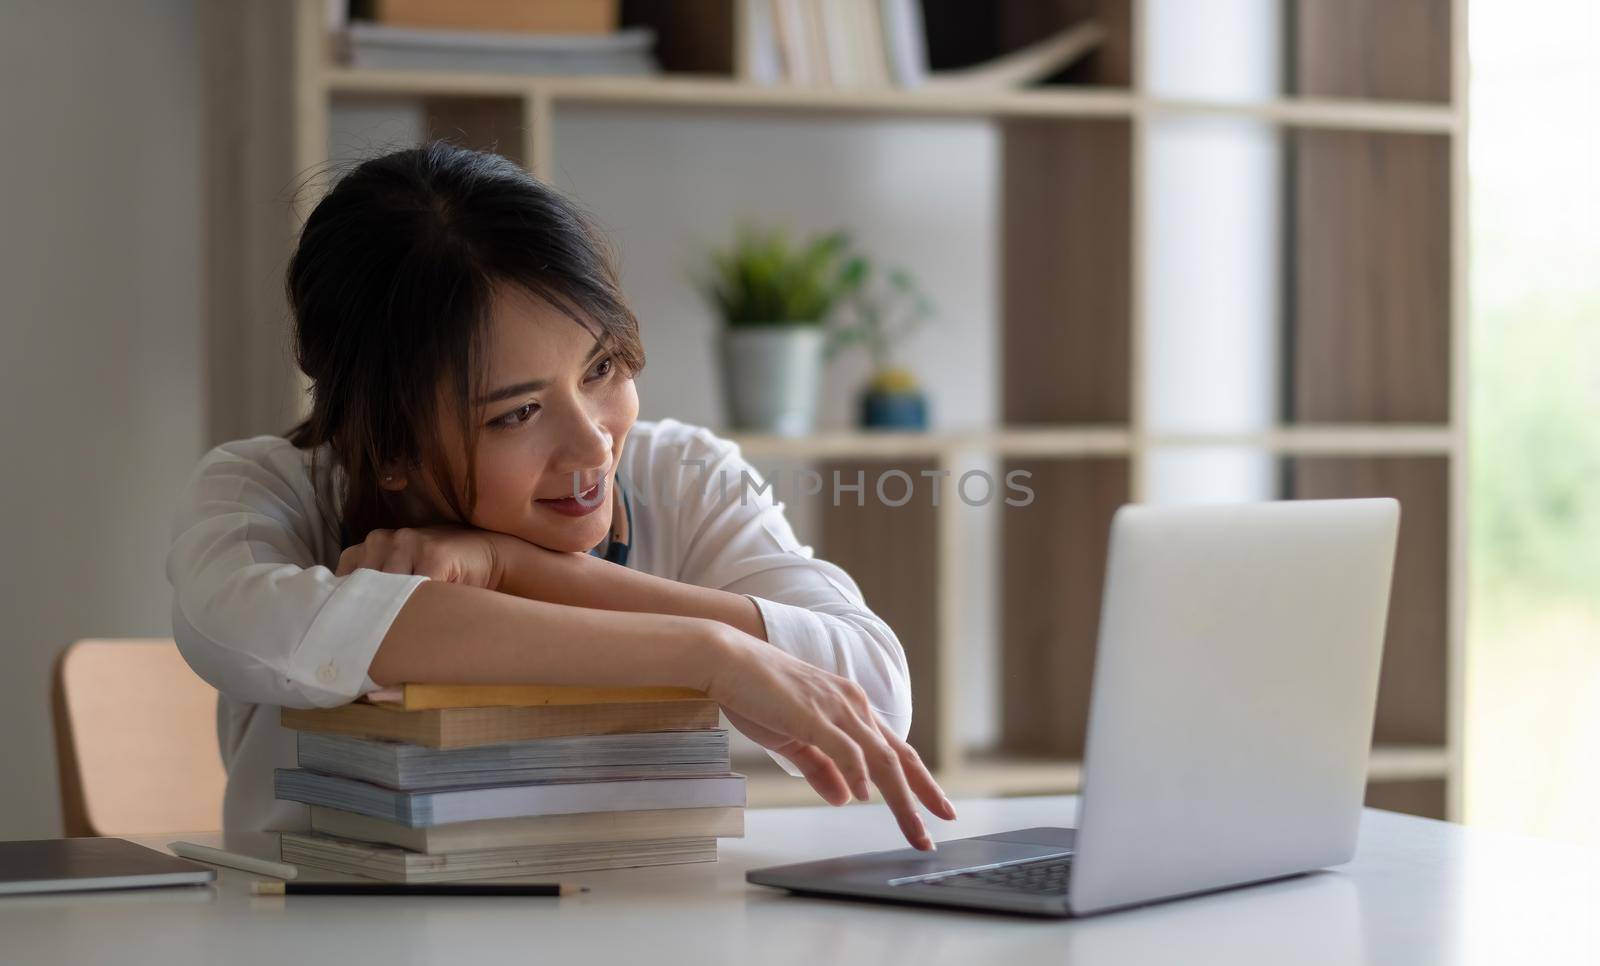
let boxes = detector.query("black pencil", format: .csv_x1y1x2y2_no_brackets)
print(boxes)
251,880,586,897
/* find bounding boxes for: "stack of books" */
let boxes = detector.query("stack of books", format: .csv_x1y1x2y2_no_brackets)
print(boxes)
274,684,745,883
338,0,657,76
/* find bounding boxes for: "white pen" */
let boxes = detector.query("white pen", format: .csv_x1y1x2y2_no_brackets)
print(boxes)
169,841,299,880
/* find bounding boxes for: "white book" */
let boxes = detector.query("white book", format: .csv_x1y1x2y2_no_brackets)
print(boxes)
771,0,812,85
818,0,855,87
853,1,893,87
738,0,784,85
275,769,747,827
799,0,832,86
878,0,927,87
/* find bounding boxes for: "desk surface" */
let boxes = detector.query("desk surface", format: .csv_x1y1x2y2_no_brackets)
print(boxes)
2,796,1596,965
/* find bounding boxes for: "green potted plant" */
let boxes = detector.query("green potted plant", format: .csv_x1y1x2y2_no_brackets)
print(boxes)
698,226,858,435
828,264,935,430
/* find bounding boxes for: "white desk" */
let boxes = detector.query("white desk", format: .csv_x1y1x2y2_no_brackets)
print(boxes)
3,796,1596,965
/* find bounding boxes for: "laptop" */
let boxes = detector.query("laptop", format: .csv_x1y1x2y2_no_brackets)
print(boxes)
747,498,1399,917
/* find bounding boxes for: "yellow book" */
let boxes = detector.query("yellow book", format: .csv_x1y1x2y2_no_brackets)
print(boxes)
365,683,709,712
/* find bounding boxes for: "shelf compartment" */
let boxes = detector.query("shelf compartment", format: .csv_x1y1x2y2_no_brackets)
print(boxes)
1290,128,1452,423
813,457,944,766
966,0,1134,89
1287,457,1450,748
1002,118,1132,425
998,457,1129,757
1292,0,1453,105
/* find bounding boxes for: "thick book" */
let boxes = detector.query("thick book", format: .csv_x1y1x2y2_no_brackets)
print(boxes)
275,769,747,827
281,831,717,884
310,804,745,854
280,699,720,749
297,729,731,789
363,683,708,711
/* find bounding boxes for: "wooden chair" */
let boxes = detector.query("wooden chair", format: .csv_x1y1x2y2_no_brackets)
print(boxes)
51,638,227,836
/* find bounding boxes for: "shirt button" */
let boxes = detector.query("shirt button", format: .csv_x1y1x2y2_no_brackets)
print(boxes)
317,663,338,684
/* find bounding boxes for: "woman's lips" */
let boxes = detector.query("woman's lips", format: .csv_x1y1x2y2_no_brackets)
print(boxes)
537,478,606,518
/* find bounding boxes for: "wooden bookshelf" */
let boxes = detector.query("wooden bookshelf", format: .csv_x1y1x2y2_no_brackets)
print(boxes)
206,0,1467,819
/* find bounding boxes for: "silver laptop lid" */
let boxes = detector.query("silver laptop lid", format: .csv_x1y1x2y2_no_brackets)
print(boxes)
1068,498,1399,915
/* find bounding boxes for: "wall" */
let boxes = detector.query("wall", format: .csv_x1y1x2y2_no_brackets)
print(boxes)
0,0,203,837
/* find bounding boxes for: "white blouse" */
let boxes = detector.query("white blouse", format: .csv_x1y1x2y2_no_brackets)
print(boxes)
165,417,913,833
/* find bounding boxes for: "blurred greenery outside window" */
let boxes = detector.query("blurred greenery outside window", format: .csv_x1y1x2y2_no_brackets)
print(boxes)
1466,0,1600,846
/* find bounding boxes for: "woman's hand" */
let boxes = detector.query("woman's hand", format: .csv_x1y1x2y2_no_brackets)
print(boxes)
335,526,518,589
705,626,957,851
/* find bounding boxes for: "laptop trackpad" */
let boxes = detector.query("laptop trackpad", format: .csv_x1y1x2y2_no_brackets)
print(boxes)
974,827,1078,849
753,828,1076,886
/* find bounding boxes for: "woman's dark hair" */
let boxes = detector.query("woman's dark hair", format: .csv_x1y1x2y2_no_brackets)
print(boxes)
283,141,645,549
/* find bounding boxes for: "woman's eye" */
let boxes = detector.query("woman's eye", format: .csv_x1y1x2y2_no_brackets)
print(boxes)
494,402,539,429
588,355,614,380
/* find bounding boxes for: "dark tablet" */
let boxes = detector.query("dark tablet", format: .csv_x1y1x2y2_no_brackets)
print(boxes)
0,838,216,895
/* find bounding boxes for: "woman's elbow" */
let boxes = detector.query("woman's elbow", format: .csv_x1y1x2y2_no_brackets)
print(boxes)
170,599,331,710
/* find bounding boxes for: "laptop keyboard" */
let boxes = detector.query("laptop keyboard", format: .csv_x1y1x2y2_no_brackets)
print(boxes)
917,855,1074,895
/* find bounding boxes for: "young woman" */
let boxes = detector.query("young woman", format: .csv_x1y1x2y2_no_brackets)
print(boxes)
166,142,952,850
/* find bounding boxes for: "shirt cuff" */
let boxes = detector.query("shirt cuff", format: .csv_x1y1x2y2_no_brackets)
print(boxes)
289,568,430,706
747,594,834,668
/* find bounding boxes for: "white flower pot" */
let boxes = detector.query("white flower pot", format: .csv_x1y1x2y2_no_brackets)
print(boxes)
720,325,826,436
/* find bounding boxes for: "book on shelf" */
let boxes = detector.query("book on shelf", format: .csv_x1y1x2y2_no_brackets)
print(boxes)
362,682,708,711
797,0,830,86
280,696,720,749
737,0,783,85
296,729,732,790
281,831,716,884
878,0,927,87
343,21,658,76
769,0,811,86
745,0,919,89
818,0,857,87
309,804,745,854
364,0,620,35
275,769,748,826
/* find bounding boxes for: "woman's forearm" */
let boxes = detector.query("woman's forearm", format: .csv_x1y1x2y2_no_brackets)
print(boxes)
366,578,732,690
494,539,769,640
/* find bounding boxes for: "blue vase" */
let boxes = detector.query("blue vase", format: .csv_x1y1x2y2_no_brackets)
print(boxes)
860,388,928,430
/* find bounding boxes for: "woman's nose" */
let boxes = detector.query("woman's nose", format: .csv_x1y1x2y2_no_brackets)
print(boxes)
544,398,612,474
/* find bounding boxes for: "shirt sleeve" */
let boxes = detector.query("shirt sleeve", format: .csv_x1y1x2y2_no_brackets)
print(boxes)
165,440,429,709
666,427,915,775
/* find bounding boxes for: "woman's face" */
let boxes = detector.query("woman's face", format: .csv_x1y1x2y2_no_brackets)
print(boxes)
399,282,639,553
